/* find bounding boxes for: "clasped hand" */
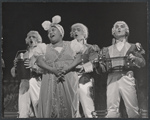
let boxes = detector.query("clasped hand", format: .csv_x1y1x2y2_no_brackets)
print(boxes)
51,67,71,82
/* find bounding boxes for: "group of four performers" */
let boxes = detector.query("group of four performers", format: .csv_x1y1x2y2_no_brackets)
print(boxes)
11,15,145,118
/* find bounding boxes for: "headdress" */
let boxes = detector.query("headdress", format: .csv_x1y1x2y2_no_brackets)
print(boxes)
42,15,64,38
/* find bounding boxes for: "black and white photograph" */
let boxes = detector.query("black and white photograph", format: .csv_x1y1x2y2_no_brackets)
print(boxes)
1,1,148,118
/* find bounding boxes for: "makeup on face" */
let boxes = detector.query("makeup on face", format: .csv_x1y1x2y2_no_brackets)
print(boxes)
114,23,126,37
72,26,85,40
48,26,62,43
28,35,38,47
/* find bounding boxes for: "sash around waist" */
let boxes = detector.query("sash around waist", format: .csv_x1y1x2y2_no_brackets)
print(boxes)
45,59,73,68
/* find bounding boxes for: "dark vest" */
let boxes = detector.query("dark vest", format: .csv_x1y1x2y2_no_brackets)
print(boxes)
102,42,137,72
79,44,99,84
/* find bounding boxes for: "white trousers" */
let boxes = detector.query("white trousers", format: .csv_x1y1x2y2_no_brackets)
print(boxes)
77,79,95,118
106,75,139,118
18,78,41,118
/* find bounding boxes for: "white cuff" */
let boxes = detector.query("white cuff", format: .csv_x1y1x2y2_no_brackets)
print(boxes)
83,61,93,73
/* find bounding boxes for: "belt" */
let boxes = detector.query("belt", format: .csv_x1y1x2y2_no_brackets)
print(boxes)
108,66,133,73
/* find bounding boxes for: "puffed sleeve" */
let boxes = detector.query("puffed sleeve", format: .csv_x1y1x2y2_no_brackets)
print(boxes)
30,43,47,73
33,43,47,59
70,39,84,57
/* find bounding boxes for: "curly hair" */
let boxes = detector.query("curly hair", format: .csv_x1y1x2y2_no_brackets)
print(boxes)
112,21,129,37
25,31,42,44
70,23,88,39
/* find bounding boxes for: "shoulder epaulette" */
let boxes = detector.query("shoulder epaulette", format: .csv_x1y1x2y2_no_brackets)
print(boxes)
91,44,100,52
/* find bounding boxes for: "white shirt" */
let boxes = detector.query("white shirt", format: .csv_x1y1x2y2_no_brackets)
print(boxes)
115,39,126,51
54,47,63,53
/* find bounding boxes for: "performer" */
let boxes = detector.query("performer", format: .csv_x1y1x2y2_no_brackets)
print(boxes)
10,31,42,118
98,21,145,118
70,23,103,118
35,15,83,118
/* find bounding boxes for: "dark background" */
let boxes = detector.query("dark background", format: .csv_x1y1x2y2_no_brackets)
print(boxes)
2,2,148,83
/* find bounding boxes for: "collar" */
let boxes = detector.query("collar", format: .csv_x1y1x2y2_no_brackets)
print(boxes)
76,38,87,44
116,39,126,44
28,45,37,51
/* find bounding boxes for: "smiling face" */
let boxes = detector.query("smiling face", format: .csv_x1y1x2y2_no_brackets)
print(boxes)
48,26,62,44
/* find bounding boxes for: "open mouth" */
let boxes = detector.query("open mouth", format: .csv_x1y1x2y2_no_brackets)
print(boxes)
74,34,78,38
50,35,55,38
118,30,121,33
30,40,33,44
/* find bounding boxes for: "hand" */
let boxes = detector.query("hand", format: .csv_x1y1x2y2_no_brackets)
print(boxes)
51,68,63,77
92,58,99,68
24,58,31,69
76,65,84,73
129,53,136,61
13,58,18,67
93,61,99,69
61,67,71,75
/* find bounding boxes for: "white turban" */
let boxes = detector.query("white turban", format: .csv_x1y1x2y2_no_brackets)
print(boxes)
42,15,64,38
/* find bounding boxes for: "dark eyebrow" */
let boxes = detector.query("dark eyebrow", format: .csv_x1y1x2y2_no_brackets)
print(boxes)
29,35,36,38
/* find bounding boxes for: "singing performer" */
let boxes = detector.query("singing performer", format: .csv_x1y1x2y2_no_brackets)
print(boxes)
10,31,42,118
70,23,102,118
34,15,83,118
99,21,145,118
